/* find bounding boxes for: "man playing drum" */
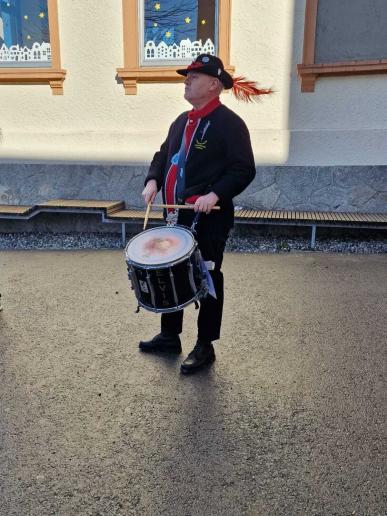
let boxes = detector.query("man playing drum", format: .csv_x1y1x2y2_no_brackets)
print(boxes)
140,54,271,374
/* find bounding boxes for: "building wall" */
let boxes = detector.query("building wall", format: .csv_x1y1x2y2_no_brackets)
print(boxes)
288,1,387,167
0,0,386,212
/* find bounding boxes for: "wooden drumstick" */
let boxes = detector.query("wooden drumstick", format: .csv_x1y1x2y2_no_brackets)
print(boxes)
143,202,152,230
152,204,220,210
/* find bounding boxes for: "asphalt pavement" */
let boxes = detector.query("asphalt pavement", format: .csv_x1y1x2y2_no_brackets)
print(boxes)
0,250,386,516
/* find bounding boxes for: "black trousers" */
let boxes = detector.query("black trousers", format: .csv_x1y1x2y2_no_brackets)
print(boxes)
161,213,228,342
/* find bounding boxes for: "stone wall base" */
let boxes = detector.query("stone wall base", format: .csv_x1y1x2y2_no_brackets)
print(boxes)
0,163,386,212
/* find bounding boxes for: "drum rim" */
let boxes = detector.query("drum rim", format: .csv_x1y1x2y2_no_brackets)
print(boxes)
136,287,208,313
125,225,197,269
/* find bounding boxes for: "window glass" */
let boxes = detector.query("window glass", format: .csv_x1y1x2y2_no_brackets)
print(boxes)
142,0,217,65
0,0,51,67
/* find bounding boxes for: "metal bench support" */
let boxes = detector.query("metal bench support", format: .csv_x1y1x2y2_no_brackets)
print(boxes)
121,223,126,247
311,224,317,249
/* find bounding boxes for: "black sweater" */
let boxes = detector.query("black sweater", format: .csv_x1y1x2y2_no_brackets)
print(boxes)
146,104,256,233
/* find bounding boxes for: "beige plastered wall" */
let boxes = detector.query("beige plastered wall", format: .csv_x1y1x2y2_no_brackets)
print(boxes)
0,0,386,166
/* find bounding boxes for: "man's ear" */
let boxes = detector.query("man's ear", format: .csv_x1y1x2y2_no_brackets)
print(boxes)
210,78,220,92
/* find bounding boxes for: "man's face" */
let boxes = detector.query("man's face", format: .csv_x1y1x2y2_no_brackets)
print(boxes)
184,72,218,106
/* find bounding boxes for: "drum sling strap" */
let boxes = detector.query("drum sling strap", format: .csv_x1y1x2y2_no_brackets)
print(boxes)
175,123,217,300
191,212,217,300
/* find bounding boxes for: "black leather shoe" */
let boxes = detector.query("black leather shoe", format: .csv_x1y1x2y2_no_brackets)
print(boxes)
139,333,182,353
180,340,215,374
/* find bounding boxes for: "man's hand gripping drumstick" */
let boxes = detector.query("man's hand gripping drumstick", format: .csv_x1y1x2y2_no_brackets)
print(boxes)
142,179,158,205
142,180,157,230
142,179,220,215
192,192,219,214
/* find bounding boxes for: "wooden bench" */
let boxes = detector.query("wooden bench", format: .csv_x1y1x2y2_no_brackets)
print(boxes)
107,207,387,247
231,209,387,248
38,199,125,215
0,199,124,219
1,200,386,248
0,205,36,217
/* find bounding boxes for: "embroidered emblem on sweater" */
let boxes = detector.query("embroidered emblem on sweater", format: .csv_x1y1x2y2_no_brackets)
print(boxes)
194,120,210,150
194,139,207,150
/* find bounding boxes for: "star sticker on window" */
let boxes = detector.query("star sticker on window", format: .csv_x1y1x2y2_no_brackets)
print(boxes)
201,19,207,25
23,15,28,20
26,35,31,39
154,2,161,10
185,17,191,24
165,31,171,38
153,22,158,27
38,12,45,18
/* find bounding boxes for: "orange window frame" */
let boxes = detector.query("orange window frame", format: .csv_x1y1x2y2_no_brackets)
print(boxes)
297,0,387,92
0,0,66,95
117,0,234,95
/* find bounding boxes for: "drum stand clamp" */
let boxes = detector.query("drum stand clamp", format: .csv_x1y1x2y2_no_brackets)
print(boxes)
166,209,179,227
190,211,201,234
165,207,202,233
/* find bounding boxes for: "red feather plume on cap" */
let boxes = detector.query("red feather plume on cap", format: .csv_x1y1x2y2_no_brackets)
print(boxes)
231,76,273,102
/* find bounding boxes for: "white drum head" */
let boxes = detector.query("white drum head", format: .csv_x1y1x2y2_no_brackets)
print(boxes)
125,226,195,266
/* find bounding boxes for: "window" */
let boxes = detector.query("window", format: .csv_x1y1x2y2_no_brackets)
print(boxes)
117,0,233,94
142,0,217,65
0,0,66,94
297,0,387,92
0,0,51,67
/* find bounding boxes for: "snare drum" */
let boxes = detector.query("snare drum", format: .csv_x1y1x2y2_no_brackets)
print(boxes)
125,226,208,313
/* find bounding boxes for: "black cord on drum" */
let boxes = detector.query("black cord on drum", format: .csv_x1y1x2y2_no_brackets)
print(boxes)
190,212,201,234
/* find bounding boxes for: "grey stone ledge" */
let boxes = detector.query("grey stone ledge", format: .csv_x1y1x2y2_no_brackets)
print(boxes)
0,163,386,213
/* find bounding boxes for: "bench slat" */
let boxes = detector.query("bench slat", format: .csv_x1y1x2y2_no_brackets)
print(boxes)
39,199,125,215
108,209,163,220
317,212,327,221
332,213,345,222
360,213,375,222
0,205,34,215
373,214,387,223
348,212,362,222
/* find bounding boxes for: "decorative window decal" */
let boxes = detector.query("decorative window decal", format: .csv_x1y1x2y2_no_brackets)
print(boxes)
0,0,51,67
142,0,217,64
117,0,233,95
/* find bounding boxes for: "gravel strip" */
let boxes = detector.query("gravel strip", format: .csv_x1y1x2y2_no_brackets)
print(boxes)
0,232,386,253
0,232,123,250
226,235,387,254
